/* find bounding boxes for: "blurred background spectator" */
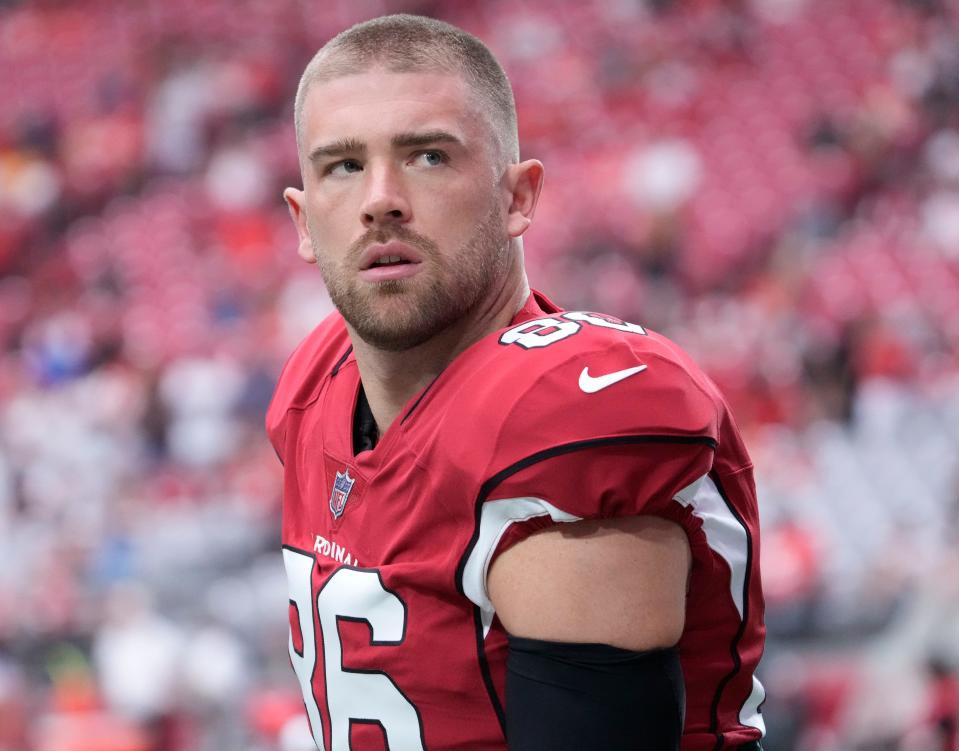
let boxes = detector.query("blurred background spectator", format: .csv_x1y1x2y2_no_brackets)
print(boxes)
1,0,958,748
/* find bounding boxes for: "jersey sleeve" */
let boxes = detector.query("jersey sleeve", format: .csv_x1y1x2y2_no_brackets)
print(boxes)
481,323,722,507
456,321,725,622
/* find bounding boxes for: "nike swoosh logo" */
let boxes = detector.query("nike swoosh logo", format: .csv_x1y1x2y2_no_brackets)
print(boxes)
578,364,648,393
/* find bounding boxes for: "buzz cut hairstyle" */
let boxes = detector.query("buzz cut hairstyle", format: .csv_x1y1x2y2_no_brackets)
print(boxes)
293,14,520,164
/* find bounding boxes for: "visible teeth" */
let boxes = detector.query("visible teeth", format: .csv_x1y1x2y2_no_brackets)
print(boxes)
375,255,403,265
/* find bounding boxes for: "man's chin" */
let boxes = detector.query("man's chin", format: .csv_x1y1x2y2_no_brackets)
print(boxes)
365,278,412,296
350,321,441,352
345,302,460,352
332,275,478,351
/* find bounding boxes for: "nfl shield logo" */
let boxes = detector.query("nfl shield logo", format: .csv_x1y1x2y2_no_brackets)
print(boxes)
329,469,355,520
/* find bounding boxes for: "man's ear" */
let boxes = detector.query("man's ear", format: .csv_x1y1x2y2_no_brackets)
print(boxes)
504,159,545,239
283,187,317,264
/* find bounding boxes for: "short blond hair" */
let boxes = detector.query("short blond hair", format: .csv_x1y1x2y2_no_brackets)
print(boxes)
294,14,520,163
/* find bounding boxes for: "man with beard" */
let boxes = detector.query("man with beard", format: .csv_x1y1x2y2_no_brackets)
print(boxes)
268,14,765,751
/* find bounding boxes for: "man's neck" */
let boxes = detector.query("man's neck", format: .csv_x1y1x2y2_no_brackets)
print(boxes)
348,271,530,438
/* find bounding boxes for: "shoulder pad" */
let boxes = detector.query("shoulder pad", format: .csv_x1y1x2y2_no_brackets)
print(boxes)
451,311,722,472
265,312,350,457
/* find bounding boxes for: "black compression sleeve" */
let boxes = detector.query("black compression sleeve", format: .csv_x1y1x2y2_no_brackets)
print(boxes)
505,635,685,751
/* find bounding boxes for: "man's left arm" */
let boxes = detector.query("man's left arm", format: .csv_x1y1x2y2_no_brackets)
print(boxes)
487,514,691,750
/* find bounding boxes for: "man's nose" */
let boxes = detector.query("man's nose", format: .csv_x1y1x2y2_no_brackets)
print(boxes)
361,164,411,227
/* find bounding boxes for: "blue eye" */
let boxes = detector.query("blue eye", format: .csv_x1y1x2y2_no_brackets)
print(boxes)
416,150,447,167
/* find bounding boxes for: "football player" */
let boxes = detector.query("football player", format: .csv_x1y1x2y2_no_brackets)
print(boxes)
268,14,765,750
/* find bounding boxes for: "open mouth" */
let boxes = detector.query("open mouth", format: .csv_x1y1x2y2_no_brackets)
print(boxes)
358,242,424,281
369,255,410,268
359,242,424,272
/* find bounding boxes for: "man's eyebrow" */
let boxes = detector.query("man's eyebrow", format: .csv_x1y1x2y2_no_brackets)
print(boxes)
391,130,463,149
308,138,366,163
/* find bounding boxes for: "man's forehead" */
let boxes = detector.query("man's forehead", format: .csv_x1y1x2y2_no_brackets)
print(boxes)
300,68,489,148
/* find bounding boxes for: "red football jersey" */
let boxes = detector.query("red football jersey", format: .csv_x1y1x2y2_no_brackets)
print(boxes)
266,290,765,750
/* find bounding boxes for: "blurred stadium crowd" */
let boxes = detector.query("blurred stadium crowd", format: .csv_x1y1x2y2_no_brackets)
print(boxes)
1,0,958,748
